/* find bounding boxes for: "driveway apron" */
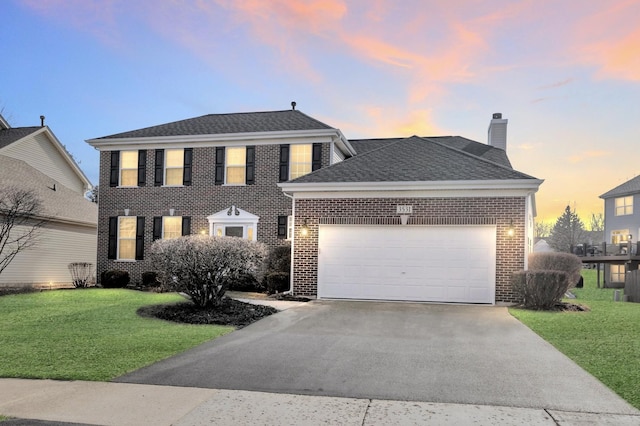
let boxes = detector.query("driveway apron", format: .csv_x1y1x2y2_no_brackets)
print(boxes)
116,300,637,414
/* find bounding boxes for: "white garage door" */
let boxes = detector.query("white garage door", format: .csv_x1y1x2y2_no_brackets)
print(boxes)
317,225,496,304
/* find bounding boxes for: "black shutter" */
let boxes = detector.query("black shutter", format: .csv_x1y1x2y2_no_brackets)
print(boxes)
246,146,255,185
135,217,145,260
182,216,191,236
279,144,290,182
137,150,147,186
215,147,225,185
109,151,119,187
312,143,322,171
277,216,287,239
153,216,162,241
108,216,118,259
183,148,193,186
154,149,164,186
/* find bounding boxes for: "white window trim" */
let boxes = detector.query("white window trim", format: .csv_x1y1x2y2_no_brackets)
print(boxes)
611,264,626,282
117,216,136,261
289,143,312,180
119,150,138,187
164,148,184,187
225,146,246,186
615,196,633,216
162,216,183,240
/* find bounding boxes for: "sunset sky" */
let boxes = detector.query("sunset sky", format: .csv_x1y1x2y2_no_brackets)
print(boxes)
2,0,639,226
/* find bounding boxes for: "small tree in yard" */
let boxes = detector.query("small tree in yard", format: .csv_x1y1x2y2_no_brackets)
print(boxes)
150,235,268,308
0,186,46,276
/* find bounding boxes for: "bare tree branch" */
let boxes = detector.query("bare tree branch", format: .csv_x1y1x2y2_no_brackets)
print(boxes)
0,186,47,275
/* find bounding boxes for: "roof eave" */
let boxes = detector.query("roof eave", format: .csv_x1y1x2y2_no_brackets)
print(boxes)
86,128,343,149
279,179,544,193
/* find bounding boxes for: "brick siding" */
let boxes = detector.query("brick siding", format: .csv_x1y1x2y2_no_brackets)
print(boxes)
97,143,330,284
292,197,527,303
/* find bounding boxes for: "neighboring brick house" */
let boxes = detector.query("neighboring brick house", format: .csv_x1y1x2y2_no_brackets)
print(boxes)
86,109,355,284
88,109,542,304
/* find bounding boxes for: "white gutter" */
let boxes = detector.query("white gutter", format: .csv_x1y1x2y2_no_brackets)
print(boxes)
281,191,294,295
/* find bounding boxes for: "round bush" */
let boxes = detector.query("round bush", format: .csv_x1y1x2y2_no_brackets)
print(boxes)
100,270,130,288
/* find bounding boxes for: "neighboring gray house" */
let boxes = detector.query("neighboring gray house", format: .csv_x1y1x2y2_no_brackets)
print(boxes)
599,176,640,285
0,115,97,288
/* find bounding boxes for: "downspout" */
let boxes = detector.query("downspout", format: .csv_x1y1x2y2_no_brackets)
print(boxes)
282,190,295,295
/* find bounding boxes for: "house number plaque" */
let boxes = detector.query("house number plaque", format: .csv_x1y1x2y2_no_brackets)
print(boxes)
396,205,413,214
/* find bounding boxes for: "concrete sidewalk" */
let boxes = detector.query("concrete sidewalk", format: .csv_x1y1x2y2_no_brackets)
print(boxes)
1,379,639,426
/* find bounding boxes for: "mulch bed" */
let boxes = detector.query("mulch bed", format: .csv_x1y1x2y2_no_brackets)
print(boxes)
137,298,278,328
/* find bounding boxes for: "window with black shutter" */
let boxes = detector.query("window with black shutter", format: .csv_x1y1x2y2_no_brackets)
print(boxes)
135,217,145,260
182,216,191,236
215,147,225,185
183,148,193,186
312,143,322,171
108,217,118,258
279,144,289,182
246,146,255,185
153,216,162,241
109,151,119,187
154,149,164,186
277,216,287,239
137,150,147,186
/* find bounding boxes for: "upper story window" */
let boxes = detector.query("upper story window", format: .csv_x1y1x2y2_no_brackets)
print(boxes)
108,216,144,261
165,149,184,185
154,148,192,186
290,144,312,179
120,151,138,186
109,150,146,187
215,146,255,185
226,147,246,184
279,143,322,181
153,215,191,240
615,196,633,216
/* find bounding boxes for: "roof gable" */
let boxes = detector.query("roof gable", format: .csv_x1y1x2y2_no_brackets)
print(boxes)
600,175,640,199
289,136,535,184
0,127,42,150
94,110,334,140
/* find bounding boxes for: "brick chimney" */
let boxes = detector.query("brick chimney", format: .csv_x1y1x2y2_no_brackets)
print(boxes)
488,113,508,151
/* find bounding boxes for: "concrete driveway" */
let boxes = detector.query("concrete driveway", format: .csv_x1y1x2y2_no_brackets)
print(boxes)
116,301,637,414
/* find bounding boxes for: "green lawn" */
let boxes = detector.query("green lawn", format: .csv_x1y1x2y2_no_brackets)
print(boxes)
0,289,233,381
510,269,640,409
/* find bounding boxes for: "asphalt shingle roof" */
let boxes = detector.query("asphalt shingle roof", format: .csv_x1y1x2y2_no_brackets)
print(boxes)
349,136,512,168
0,155,97,225
0,127,41,149
600,175,640,199
290,136,536,183
95,110,334,139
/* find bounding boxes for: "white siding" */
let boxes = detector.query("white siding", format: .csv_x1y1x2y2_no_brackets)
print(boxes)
0,221,97,287
1,132,86,194
331,143,345,164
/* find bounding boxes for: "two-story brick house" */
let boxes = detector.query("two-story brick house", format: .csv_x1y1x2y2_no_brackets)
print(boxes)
88,109,542,304
87,109,355,283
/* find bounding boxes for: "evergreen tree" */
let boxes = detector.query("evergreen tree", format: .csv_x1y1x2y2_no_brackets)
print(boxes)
548,206,586,252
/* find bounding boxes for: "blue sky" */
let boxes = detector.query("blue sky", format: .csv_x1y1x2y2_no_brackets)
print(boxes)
2,0,639,225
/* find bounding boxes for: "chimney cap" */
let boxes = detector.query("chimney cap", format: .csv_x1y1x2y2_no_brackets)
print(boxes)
492,113,502,119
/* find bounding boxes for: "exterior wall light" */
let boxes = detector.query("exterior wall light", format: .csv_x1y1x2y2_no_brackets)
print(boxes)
506,220,515,238
628,234,633,242
300,219,309,237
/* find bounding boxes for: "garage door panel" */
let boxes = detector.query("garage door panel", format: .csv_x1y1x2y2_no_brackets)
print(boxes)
318,225,495,304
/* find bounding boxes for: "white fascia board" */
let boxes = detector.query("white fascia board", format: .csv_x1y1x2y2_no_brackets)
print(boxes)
86,129,341,150
279,179,544,199
333,129,357,157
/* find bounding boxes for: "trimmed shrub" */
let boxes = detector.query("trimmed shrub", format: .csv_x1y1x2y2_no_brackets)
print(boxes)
100,270,130,288
68,262,94,288
228,273,263,292
528,252,582,288
264,272,290,294
141,271,160,287
511,270,570,310
150,235,268,308
262,245,291,294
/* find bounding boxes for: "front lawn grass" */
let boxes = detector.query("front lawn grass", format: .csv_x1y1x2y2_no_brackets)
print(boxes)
0,289,233,381
510,269,640,410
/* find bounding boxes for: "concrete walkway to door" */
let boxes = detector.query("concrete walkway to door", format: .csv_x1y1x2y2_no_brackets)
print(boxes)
116,300,637,414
